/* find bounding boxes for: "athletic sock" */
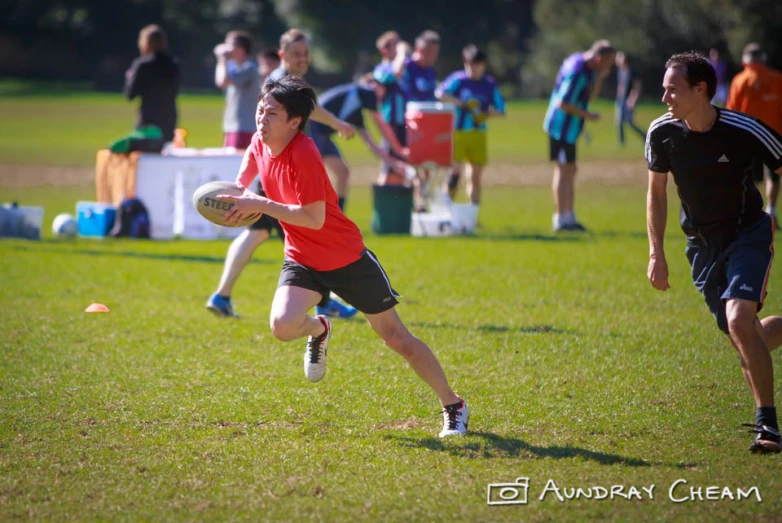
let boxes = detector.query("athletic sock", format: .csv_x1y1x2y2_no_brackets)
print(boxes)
766,204,776,216
338,197,346,211
756,406,779,431
565,211,576,225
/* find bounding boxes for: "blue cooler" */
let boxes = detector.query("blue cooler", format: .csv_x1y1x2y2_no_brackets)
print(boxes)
77,202,117,237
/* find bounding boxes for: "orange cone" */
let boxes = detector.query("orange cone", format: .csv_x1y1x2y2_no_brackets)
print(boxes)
85,303,110,313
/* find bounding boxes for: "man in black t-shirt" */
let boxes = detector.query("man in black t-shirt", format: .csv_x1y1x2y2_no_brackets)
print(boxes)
646,51,782,454
310,77,409,211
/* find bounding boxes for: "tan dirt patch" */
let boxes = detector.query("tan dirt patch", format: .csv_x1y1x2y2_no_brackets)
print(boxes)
0,163,94,188
0,159,649,190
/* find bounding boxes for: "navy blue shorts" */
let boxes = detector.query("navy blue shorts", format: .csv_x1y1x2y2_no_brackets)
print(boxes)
310,122,341,159
685,214,775,334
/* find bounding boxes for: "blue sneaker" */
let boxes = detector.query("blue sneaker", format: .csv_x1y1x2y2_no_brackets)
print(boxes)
315,298,358,319
206,293,239,318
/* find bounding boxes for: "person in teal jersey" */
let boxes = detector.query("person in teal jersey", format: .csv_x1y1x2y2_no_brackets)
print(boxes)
543,40,614,232
436,44,505,206
373,30,410,184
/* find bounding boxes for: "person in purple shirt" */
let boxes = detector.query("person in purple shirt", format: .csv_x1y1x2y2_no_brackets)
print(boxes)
543,40,614,232
709,47,729,106
399,30,440,102
396,30,440,210
436,44,505,206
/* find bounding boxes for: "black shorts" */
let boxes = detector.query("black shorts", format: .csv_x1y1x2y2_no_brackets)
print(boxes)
751,156,780,184
277,249,400,314
549,136,577,164
249,180,284,238
381,123,408,174
685,214,774,334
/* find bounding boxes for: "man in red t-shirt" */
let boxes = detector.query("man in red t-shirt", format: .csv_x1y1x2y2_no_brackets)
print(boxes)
217,76,468,438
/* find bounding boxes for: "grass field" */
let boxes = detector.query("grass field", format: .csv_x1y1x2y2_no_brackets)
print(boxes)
2,86,782,521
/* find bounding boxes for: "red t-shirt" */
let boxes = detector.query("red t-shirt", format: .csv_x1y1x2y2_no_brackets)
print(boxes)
237,132,365,271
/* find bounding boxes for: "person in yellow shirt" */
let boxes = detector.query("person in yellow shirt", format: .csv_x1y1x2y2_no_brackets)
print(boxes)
727,43,782,224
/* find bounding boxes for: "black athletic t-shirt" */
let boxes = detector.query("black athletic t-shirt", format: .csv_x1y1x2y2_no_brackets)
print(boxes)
316,83,378,135
124,51,180,142
646,107,782,234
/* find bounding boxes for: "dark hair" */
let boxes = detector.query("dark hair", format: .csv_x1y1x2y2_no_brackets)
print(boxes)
138,24,167,53
462,44,487,64
415,30,440,48
261,76,317,130
259,48,281,62
227,30,253,55
588,39,614,57
665,51,717,100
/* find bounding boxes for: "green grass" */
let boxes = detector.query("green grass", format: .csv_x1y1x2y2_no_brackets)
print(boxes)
2,180,782,521
2,85,780,521
0,83,658,168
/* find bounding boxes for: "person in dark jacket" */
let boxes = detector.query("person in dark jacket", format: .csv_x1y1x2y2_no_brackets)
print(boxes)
124,24,180,143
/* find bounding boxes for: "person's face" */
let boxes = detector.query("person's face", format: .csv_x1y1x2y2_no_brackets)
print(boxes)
661,66,707,120
259,56,280,76
226,39,246,62
615,52,626,69
256,93,300,142
382,37,399,59
597,52,615,74
419,42,440,67
465,61,486,80
281,41,310,77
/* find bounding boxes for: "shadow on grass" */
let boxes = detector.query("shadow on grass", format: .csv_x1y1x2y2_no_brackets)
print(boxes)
11,243,275,265
595,230,649,240
409,322,572,335
368,231,584,242
389,431,650,467
467,233,584,242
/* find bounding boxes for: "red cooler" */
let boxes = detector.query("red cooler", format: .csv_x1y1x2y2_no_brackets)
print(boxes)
405,102,456,167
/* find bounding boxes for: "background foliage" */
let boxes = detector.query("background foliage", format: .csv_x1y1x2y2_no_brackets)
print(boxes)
4,0,780,96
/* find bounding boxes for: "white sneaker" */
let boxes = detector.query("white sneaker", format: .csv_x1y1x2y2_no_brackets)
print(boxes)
304,315,331,382
439,398,469,437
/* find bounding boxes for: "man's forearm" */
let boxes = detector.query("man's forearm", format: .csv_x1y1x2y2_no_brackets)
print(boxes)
310,105,340,129
647,190,667,256
215,59,228,89
261,200,325,229
373,116,404,154
558,102,591,120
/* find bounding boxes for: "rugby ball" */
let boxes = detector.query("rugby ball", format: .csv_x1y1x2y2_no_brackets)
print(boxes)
192,181,262,227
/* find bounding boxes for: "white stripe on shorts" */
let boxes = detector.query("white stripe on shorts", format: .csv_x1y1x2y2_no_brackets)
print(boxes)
365,250,401,299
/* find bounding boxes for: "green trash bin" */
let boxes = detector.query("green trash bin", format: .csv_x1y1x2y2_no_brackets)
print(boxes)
372,184,413,235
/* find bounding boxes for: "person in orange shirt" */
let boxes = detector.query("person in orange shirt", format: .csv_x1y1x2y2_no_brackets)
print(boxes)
727,42,782,224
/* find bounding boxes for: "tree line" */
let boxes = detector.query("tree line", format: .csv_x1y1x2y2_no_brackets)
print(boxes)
2,0,780,99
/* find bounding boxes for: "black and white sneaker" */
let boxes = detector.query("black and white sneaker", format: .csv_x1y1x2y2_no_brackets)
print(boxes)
743,423,782,454
304,315,331,382
565,221,588,232
439,398,469,438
